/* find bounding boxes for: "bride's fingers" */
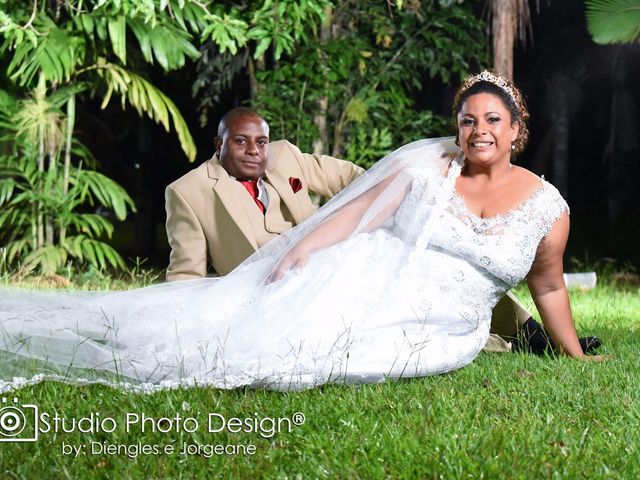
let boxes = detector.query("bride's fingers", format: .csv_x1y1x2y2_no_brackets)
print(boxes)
267,252,309,283
267,265,286,283
267,256,297,283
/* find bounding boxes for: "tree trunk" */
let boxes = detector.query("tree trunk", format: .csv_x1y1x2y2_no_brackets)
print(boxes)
313,97,329,156
247,53,266,101
313,5,332,155
247,54,258,101
332,108,347,158
492,0,516,79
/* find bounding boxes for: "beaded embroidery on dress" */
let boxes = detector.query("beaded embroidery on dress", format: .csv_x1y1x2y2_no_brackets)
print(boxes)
0,138,569,393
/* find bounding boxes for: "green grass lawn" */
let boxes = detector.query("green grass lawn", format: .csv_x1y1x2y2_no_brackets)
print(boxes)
0,280,639,478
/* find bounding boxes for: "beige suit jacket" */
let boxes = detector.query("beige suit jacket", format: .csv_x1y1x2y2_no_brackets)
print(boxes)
165,140,364,280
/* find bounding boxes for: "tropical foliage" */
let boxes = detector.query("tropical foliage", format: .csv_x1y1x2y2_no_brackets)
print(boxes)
0,79,135,274
0,0,204,274
0,0,323,275
586,0,640,44
194,0,487,169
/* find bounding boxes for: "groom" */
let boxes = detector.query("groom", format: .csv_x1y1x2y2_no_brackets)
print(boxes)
165,107,363,279
165,107,599,354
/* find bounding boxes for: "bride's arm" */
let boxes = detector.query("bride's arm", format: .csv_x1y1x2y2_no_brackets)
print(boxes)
526,213,599,359
268,172,408,282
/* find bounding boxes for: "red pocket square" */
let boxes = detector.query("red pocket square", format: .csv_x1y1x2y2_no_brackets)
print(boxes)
289,177,302,193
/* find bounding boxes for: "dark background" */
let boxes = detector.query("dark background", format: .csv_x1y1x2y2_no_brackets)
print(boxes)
76,0,640,272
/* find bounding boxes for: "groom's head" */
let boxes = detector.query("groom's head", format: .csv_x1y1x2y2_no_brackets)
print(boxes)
214,107,270,180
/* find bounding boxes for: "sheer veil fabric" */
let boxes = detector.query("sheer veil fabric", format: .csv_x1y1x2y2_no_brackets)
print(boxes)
0,137,567,393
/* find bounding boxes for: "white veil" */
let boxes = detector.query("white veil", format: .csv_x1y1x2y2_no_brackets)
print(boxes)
0,137,464,393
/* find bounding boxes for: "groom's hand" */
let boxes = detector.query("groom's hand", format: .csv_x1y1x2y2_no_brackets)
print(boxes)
267,247,310,283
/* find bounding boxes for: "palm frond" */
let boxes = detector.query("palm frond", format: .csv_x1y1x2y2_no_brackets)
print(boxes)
107,14,127,64
0,178,15,206
3,239,31,264
0,202,34,236
70,169,136,221
67,213,115,238
0,89,19,121
586,0,640,44
21,244,69,275
128,18,200,70
65,235,126,270
97,62,196,160
7,15,85,86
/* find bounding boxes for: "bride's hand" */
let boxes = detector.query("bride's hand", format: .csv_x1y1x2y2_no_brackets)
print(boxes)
267,246,310,283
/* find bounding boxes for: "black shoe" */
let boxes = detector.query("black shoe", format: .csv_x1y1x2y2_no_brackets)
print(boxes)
512,317,602,355
579,335,602,353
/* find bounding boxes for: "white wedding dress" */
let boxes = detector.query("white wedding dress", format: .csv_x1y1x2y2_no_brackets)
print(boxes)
0,138,568,392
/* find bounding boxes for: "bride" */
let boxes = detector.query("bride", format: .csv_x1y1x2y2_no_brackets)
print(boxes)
0,72,603,393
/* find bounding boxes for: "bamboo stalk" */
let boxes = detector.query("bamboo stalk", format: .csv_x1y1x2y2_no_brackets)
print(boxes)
36,74,46,249
37,122,45,249
60,94,75,244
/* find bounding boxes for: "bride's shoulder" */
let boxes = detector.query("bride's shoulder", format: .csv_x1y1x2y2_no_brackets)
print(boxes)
510,166,549,194
507,166,567,212
512,166,562,194
511,165,541,184
510,166,568,217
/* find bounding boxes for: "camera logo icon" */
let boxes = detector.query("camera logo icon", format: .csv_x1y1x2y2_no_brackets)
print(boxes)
0,397,39,442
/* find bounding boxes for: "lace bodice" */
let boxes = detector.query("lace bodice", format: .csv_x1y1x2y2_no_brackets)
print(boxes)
396,156,569,289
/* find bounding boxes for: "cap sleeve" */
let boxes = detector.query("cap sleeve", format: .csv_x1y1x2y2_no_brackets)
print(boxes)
537,180,569,239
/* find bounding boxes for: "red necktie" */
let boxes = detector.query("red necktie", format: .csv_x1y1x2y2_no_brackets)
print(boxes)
238,179,266,214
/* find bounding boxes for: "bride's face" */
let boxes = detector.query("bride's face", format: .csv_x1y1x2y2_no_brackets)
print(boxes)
457,92,519,166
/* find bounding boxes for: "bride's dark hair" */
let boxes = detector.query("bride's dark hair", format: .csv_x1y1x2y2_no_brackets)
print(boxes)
452,72,530,156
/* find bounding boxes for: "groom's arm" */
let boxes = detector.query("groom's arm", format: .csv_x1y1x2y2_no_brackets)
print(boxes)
165,185,208,281
281,140,364,197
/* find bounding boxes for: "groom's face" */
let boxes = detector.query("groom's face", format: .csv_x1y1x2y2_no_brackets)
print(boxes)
216,114,270,180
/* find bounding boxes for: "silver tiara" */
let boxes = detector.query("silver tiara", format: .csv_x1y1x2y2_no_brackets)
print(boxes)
464,71,518,107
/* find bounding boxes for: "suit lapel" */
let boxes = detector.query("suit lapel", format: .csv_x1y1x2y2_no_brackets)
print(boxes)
207,158,260,250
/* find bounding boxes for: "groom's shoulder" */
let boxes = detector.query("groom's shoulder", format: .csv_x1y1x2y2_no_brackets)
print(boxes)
266,139,307,173
268,139,301,160
167,158,217,192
